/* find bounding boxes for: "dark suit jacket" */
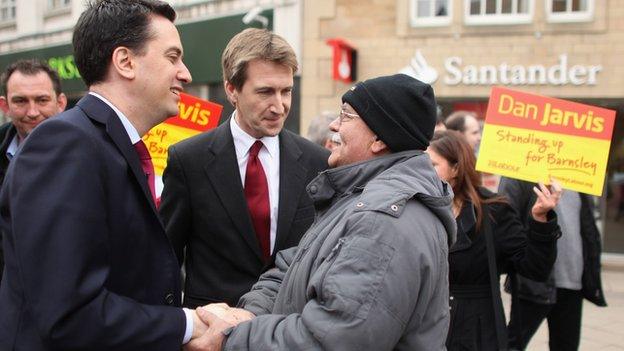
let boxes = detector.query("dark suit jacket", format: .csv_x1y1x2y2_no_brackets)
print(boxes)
160,119,329,307
0,122,16,284
0,94,185,350
0,122,16,187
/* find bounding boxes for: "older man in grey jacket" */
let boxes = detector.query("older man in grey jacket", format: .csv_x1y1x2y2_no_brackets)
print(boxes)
187,74,456,351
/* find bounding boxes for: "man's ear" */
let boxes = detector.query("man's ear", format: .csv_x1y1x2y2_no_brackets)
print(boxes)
110,46,135,80
56,93,68,113
224,80,238,107
0,96,8,114
371,137,389,154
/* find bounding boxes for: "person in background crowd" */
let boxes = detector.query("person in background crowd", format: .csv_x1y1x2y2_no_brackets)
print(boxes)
434,105,446,132
501,177,607,351
445,110,481,151
0,59,67,185
427,130,563,351
160,28,329,309
306,110,341,151
189,74,455,350
0,1,219,349
0,59,67,285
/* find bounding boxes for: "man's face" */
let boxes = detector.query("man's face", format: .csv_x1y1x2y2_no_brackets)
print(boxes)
327,103,377,168
463,115,481,151
133,15,192,122
1,71,67,140
226,59,293,139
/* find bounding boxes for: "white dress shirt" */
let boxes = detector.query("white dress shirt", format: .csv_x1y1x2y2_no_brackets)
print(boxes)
88,92,194,344
230,114,281,254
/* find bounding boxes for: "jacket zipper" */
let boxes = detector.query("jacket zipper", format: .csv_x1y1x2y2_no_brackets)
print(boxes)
317,237,347,304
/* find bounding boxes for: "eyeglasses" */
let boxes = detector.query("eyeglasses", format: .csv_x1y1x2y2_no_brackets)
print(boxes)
339,109,359,124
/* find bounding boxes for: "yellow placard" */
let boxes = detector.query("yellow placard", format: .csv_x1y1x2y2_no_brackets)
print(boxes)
476,124,610,195
476,87,615,196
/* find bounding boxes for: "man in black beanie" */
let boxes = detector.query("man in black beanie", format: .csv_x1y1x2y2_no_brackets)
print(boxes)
188,74,455,351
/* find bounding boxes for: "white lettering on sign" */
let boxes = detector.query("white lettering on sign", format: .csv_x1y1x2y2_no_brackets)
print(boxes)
443,54,601,86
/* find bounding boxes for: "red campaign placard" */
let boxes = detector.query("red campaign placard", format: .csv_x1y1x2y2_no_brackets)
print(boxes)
164,92,223,131
485,87,615,140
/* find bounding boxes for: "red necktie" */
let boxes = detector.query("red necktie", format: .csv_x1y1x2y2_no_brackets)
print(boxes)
134,140,159,208
244,140,270,261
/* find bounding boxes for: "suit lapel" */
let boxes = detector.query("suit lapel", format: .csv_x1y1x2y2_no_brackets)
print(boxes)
274,131,307,251
76,95,161,219
203,121,263,263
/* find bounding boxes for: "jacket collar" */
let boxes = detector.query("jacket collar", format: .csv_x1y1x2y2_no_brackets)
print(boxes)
308,150,422,207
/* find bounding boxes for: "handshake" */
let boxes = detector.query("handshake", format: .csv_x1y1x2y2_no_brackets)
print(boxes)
185,303,255,351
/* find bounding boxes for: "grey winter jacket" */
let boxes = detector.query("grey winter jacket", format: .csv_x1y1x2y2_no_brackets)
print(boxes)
224,150,457,350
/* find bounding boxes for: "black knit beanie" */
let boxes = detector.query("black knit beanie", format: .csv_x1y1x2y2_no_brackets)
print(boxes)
341,74,437,152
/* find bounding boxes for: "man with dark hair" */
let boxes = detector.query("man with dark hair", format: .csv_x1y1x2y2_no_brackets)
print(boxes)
0,1,213,350
189,74,456,350
0,58,67,284
160,28,329,308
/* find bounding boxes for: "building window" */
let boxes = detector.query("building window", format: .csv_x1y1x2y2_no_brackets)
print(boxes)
410,0,451,27
48,0,71,10
0,0,16,23
464,0,533,25
546,0,593,23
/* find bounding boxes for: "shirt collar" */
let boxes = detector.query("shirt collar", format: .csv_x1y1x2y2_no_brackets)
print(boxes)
89,92,141,144
229,112,279,158
5,133,19,160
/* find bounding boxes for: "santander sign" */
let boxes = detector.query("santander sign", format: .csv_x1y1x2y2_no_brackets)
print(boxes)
400,51,602,86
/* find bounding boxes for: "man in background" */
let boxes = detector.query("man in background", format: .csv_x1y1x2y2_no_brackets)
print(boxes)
0,58,67,284
306,110,340,151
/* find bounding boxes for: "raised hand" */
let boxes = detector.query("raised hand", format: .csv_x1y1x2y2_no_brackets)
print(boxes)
531,177,563,222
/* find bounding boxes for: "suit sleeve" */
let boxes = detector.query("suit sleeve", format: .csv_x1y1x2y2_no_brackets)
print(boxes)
6,120,185,350
160,145,192,265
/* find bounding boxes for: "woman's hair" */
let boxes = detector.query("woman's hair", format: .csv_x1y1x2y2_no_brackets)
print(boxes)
429,130,503,230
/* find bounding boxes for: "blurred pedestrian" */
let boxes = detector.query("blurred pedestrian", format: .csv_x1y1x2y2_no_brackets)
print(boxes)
306,110,341,151
445,110,481,151
427,130,563,351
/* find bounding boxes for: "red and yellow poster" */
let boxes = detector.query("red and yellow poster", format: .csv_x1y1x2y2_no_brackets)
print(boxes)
476,87,615,196
142,93,223,175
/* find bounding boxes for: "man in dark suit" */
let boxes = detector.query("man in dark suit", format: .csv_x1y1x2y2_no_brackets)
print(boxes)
160,28,329,308
0,59,67,284
0,1,213,349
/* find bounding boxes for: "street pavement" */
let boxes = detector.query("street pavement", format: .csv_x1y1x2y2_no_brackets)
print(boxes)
501,260,624,350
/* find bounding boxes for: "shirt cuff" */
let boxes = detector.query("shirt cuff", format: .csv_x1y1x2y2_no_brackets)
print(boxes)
182,308,194,344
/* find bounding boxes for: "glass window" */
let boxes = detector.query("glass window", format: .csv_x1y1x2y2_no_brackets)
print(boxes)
410,0,451,27
48,0,71,10
464,0,533,25
547,0,593,22
0,0,15,23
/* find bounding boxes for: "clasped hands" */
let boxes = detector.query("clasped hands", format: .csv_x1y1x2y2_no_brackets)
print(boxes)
185,303,255,351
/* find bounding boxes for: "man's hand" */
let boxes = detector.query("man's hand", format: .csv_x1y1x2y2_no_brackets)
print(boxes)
202,303,255,326
191,308,209,340
531,177,563,222
184,309,233,351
